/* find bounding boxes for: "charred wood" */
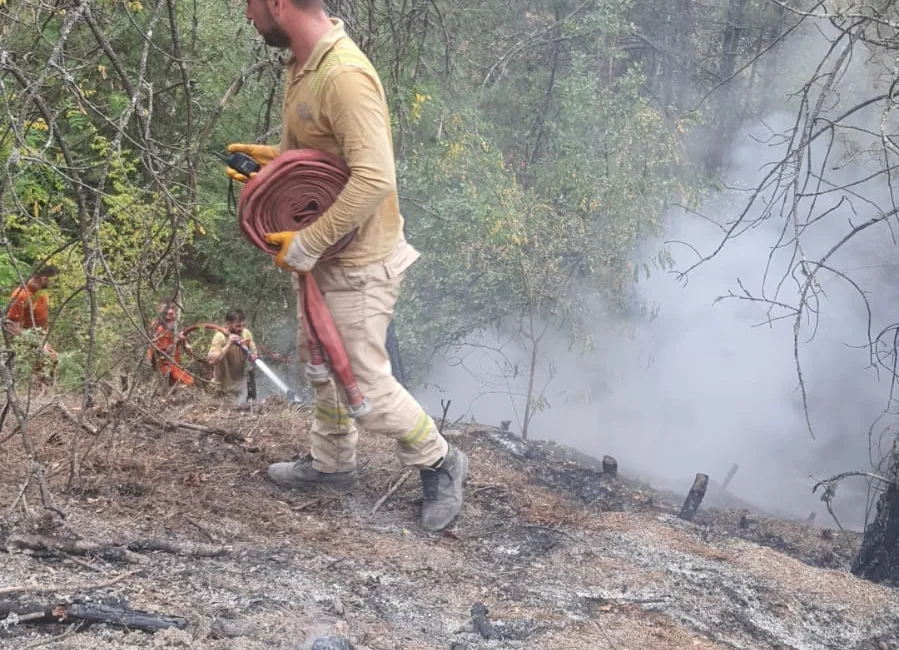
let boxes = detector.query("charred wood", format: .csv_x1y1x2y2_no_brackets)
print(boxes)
471,601,499,640
602,455,618,478
0,599,187,632
679,473,708,522
721,464,739,491
5,534,230,563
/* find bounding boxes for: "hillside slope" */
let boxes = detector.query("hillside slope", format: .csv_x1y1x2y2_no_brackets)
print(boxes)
1,394,897,649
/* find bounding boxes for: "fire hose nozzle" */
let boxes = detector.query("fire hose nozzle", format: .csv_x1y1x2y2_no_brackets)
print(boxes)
347,398,372,419
304,362,331,385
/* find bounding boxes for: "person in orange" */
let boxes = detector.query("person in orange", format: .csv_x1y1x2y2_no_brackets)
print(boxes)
147,300,194,386
5,264,59,380
5,265,57,337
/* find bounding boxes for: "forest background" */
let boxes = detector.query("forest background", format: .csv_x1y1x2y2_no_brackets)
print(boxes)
2,0,898,530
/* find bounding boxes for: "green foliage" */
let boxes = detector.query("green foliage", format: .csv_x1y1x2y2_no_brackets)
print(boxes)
381,1,693,379
2,0,780,394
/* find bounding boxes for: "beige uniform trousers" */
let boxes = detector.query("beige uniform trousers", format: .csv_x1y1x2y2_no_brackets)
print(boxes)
293,247,448,473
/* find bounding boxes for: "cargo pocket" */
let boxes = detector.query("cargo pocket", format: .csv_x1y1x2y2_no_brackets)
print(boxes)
338,265,370,291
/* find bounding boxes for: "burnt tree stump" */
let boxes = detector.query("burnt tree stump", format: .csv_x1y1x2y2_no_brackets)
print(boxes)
721,464,739,491
852,474,899,586
679,473,708,522
470,602,499,640
602,455,618,478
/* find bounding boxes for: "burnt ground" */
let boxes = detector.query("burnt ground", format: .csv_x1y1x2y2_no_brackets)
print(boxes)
1,389,897,650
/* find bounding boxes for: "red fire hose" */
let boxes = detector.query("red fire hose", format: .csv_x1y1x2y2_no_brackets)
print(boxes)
237,149,370,417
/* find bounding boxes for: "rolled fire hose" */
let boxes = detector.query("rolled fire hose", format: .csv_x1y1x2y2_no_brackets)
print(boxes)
180,323,295,402
237,149,371,418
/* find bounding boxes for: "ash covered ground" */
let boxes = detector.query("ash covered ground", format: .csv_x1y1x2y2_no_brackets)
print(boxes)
1,391,897,649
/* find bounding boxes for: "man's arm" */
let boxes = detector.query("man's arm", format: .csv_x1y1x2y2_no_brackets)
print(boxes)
6,290,25,334
297,69,397,256
206,332,228,365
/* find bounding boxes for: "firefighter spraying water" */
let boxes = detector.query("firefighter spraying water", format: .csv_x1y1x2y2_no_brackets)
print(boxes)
180,322,300,403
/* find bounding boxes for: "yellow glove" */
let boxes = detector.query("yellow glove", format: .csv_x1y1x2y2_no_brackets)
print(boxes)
225,143,279,183
265,231,320,273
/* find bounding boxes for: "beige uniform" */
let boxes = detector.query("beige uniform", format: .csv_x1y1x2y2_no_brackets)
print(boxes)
208,328,257,395
281,18,447,472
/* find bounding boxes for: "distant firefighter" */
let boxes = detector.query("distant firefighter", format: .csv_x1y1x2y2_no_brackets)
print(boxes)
5,264,58,337
147,300,194,386
206,308,257,402
5,264,60,378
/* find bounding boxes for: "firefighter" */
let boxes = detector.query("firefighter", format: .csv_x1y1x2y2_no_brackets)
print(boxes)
228,0,467,531
147,300,194,386
6,265,57,336
206,308,258,403
5,264,59,376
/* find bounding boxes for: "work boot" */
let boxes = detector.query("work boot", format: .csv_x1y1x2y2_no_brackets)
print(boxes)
267,456,358,491
419,446,468,531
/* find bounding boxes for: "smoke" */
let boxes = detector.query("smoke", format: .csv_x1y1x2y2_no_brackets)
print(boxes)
418,86,899,529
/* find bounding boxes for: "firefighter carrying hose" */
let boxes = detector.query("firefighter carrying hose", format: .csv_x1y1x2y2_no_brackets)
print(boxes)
229,0,467,531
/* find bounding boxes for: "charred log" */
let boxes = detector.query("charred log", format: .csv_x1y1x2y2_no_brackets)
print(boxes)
0,599,187,632
679,473,709,522
721,464,739,491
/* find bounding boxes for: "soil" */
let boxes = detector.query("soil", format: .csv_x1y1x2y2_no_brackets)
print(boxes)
1,389,897,649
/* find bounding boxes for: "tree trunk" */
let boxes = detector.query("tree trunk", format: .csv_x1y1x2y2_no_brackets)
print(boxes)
721,463,739,491
708,0,747,173
852,468,899,585
521,304,541,441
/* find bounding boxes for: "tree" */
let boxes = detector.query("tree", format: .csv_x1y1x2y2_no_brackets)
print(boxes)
680,0,899,582
1,0,798,447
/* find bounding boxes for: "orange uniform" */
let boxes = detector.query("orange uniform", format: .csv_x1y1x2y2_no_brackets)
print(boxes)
6,285,49,332
148,321,194,386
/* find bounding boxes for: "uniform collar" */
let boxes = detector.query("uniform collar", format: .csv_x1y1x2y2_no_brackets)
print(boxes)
301,18,346,72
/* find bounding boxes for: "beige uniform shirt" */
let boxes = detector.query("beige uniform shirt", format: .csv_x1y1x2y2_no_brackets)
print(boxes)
209,328,257,394
280,19,418,270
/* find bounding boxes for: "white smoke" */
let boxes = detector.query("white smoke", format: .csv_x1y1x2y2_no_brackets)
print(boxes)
417,104,899,529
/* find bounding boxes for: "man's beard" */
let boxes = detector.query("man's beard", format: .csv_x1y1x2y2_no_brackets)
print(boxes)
259,23,291,48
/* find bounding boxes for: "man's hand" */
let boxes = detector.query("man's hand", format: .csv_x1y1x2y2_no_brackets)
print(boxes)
265,231,320,273
225,143,279,183
228,333,242,346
